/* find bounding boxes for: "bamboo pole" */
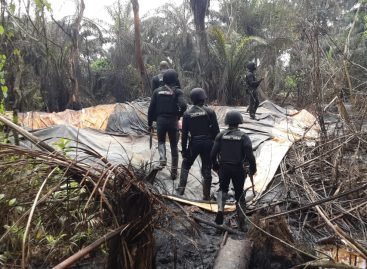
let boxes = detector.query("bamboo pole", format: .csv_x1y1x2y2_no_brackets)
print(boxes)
0,115,56,153
53,225,129,269
262,183,367,220
315,206,367,260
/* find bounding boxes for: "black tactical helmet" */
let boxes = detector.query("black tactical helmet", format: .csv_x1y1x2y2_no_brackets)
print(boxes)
163,69,178,85
225,110,244,125
247,62,256,71
190,88,207,104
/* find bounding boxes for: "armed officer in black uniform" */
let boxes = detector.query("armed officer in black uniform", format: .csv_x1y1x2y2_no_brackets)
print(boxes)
211,110,257,226
148,69,187,180
176,88,220,200
152,61,181,92
246,62,263,120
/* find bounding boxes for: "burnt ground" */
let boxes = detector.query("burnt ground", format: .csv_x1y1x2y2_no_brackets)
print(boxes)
155,208,225,269
65,203,310,269
154,190,314,269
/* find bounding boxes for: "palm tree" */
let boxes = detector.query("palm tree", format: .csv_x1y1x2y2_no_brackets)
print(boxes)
131,0,149,94
189,0,210,60
67,0,85,109
209,27,266,105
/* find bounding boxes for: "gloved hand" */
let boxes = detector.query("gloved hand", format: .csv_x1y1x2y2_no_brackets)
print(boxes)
148,126,153,133
212,162,219,173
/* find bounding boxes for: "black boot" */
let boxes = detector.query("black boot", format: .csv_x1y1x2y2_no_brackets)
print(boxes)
215,191,226,225
158,143,166,168
176,168,189,195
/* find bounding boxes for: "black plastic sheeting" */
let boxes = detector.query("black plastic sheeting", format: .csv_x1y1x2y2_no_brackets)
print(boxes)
22,99,317,202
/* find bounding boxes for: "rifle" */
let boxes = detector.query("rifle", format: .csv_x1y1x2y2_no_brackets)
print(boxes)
244,162,256,196
249,174,256,197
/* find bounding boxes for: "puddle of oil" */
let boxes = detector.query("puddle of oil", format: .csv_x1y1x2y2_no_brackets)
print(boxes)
317,245,366,268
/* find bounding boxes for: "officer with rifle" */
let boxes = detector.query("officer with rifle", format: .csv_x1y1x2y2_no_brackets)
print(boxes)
246,62,263,120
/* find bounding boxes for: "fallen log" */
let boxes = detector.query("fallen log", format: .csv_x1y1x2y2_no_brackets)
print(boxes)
213,237,253,269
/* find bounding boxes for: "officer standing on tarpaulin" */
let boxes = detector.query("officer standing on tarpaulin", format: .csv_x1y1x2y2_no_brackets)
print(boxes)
211,110,257,229
176,88,220,200
246,62,263,120
152,61,181,92
148,69,187,180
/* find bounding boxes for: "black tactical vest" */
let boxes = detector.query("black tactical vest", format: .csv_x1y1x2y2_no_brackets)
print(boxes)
219,129,245,165
156,86,178,116
187,106,212,139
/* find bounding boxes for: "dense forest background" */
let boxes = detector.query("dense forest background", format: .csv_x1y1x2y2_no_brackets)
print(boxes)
0,0,366,113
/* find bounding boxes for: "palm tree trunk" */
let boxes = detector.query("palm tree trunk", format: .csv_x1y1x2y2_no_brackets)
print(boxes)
190,0,210,65
131,0,149,94
67,0,85,109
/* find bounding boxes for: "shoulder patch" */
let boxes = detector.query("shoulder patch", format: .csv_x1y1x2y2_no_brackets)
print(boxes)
158,90,173,95
189,111,206,118
222,135,242,141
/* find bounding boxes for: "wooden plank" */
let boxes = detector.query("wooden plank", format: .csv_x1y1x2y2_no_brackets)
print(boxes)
162,195,236,213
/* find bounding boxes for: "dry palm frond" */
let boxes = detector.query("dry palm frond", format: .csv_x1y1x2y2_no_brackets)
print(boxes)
0,141,196,268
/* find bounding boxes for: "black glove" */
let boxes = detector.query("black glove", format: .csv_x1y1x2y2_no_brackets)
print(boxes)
212,162,219,173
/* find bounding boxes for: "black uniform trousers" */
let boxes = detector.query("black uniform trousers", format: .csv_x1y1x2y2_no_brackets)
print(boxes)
248,89,259,118
156,115,179,158
182,139,212,179
219,163,246,202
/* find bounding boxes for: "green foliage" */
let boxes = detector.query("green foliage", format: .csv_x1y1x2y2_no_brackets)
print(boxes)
209,27,263,104
34,0,52,12
91,58,111,71
284,75,297,89
53,138,72,154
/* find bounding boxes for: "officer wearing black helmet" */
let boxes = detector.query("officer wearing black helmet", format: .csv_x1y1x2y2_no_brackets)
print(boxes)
176,88,220,200
211,110,256,227
148,69,187,179
246,62,263,120
152,61,181,92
